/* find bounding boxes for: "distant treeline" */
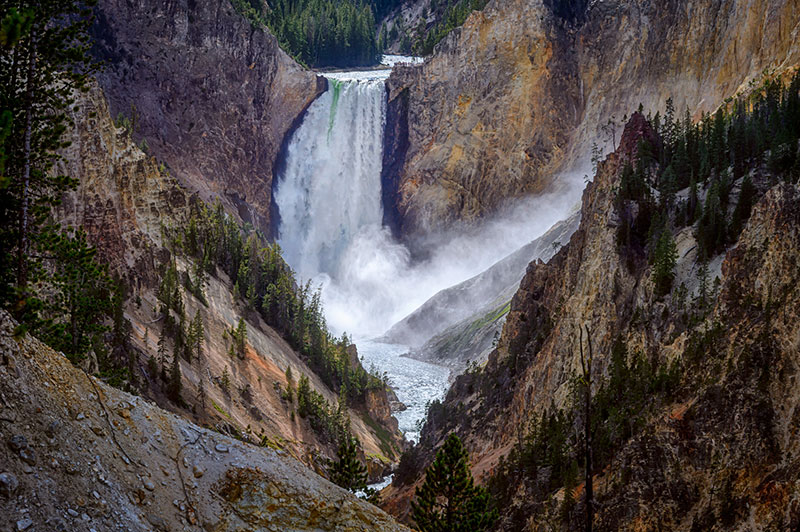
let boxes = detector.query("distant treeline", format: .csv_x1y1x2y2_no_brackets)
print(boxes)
231,0,403,67
407,0,488,56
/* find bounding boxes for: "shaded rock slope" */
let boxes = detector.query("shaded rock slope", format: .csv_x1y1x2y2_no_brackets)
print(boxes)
386,211,580,371
0,312,409,532
383,113,800,530
90,0,325,235
384,0,800,240
54,82,404,483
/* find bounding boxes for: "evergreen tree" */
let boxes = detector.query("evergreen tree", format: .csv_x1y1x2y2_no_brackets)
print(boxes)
284,365,294,403
168,346,182,403
233,317,247,359
729,174,756,238
652,229,678,297
411,433,497,532
0,0,98,315
220,366,231,395
38,229,113,363
297,374,311,417
185,310,203,362
328,436,368,493
696,180,726,259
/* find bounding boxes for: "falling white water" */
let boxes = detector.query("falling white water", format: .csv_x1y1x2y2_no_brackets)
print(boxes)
275,72,389,278
275,67,583,341
274,62,583,448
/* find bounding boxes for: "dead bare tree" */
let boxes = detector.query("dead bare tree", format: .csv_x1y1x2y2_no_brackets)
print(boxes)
578,324,594,532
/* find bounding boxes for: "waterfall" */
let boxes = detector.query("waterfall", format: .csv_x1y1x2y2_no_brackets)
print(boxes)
274,73,388,281
275,66,582,340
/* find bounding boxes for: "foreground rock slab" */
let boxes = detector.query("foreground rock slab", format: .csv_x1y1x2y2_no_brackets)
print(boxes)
0,313,408,532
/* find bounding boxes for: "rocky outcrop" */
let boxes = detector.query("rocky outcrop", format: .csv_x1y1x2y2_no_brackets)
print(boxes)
56,83,190,289
0,312,409,532
382,114,800,529
90,0,325,235
385,0,800,241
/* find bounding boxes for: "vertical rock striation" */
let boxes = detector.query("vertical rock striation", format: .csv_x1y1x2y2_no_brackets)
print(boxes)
385,0,800,241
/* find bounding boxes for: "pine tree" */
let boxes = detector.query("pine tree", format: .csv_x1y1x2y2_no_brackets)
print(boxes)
297,374,310,417
730,174,756,238
168,346,182,403
39,229,113,363
328,436,368,493
234,317,247,358
652,229,678,297
695,261,710,317
696,180,726,259
411,433,497,532
220,366,231,395
185,310,203,362
0,0,98,313
284,365,294,403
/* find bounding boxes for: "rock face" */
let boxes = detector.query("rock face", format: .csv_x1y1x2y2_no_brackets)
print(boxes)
90,0,325,235
56,83,190,289
385,0,800,240
54,81,405,481
385,211,579,372
0,312,409,532
382,114,800,529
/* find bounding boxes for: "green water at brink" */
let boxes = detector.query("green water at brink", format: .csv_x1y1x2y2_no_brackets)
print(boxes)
327,79,342,141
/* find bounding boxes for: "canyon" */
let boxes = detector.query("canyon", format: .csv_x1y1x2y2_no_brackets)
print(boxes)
1,0,800,530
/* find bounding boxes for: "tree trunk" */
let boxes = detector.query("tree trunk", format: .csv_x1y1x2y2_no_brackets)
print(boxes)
18,25,36,292
582,325,594,532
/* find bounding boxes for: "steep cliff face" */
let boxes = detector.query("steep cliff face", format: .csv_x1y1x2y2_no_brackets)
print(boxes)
90,0,325,235
56,84,190,289
385,0,800,240
0,313,409,532
383,114,800,529
54,82,404,482
385,0,580,238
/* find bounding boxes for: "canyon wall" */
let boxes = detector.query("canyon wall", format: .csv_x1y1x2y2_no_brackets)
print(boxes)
90,0,325,235
385,0,800,240
383,112,800,529
55,82,404,482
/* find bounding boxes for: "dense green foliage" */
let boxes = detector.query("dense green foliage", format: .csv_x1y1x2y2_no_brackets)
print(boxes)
0,0,96,307
328,436,369,492
651,228,678,297
231,0,388,67
297,374,351,444
37,229,113,362
172,202,383,406
412,433,498,532
616,72,800,278
0,1,140,389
